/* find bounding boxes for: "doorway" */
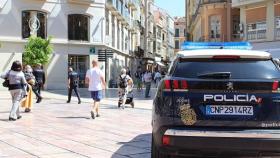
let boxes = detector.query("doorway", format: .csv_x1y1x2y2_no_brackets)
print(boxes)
68,55,89,88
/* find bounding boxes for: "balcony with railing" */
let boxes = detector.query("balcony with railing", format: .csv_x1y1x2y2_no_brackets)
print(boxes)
107,0,130,26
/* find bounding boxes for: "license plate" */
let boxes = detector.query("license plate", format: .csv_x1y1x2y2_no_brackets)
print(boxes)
206,105,253,116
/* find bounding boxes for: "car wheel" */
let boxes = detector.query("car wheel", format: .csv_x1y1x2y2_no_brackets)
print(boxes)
151,135,169,158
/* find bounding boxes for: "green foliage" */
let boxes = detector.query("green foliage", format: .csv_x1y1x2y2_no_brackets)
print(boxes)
23,36,53,66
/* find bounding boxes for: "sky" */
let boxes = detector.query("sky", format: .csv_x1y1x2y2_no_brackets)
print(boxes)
154,0,185,17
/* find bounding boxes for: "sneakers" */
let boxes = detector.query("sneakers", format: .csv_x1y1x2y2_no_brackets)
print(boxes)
96,114,100,117
78,100,81,104
9,117,16,121
91,111,95,119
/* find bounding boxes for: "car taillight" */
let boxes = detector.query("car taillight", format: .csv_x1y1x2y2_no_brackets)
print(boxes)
162,135,170,146
272,81,279,92
164,80,188,91
164,80,171,89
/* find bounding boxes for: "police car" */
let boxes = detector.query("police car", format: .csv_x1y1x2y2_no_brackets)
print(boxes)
152,42,280,157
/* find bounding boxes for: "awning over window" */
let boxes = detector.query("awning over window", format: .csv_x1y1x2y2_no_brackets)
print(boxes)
156,62,165,67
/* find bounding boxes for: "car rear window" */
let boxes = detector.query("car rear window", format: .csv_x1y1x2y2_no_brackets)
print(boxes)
172,59,280,79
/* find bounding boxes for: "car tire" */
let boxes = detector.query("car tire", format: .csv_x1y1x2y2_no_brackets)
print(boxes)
151,135,169,158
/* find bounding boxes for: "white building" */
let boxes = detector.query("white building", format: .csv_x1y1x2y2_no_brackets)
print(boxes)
0,0,140,90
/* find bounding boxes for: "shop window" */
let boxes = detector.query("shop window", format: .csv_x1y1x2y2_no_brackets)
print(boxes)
209,15,221,40
68,14,89,41
22,10,47,39
247,21,266,40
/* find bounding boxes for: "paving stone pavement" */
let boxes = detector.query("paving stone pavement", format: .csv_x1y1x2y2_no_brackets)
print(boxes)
0,88,155,158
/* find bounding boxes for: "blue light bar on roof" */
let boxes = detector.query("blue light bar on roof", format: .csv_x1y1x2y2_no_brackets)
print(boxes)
181,42,252,50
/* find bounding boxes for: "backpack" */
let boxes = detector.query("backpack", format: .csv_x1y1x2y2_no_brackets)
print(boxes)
119,75,127,88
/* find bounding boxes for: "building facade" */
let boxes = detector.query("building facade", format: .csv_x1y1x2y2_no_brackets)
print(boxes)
153,9,174,70
105,0,142,86
0,0,106,90
0,0,145,90
232,0,280,57
174,17,186,53
186,0,240,42
0,0,173,90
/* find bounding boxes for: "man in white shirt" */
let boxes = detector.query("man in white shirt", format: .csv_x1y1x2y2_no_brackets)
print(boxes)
143,69,152,98
85,59,106,119
154,71,162,88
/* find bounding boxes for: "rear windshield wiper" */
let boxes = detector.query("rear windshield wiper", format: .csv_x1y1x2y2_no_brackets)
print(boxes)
197,72,231,79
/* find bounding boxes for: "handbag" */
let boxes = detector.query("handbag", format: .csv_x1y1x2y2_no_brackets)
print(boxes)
2,71,10,88
2,79,9,88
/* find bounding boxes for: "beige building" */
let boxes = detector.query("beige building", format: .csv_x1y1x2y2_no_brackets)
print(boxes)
153,9,174,68
174,17,186,53
186,0,240,42
232,0,280,57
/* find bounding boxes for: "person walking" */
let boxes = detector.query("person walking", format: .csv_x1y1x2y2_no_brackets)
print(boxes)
21,65,35,113
154,70,162,88
135,67,142,91
85,59,106,119
143,69,152,98
118,68,133,109
33,64,45,103
67,67,81,104
1,61,27,121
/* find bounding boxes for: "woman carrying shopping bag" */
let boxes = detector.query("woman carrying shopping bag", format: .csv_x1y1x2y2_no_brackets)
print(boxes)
21,65,35,113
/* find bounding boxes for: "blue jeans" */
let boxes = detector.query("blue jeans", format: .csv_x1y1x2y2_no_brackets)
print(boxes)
145,82,151,97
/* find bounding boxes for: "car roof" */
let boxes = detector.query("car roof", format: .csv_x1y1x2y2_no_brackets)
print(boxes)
177,49,272,59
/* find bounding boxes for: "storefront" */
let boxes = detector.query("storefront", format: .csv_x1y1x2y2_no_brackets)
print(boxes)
68,55,89,88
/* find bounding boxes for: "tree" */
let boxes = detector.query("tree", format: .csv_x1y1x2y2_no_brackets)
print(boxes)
23,36,53,66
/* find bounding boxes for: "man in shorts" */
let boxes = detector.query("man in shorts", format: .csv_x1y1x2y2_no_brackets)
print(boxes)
85,59,106,119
